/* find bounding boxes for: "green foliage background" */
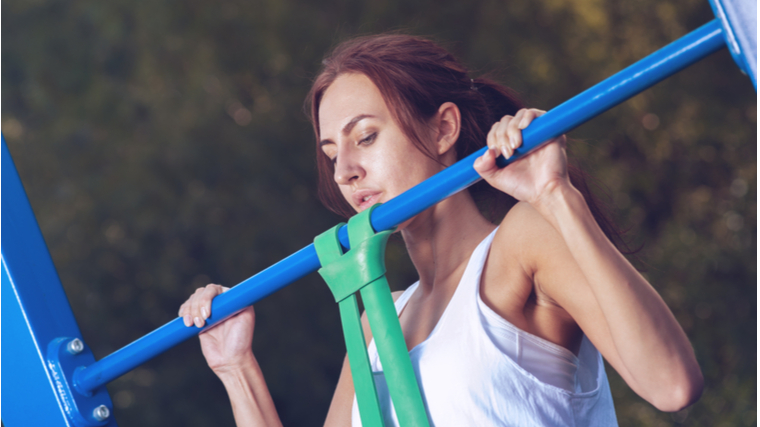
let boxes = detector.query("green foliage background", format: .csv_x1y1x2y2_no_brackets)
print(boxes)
2,0,756,425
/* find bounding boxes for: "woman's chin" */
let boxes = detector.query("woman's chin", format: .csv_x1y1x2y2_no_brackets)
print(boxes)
394,216,419,234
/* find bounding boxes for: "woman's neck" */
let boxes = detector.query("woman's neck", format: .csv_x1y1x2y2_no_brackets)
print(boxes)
400,190,495,294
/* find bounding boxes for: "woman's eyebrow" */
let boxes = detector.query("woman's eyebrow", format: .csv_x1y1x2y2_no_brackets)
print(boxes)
342,114,374,135
319,114,375,147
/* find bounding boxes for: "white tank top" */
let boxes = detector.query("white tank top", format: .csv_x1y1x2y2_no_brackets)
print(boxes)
351,228,618,426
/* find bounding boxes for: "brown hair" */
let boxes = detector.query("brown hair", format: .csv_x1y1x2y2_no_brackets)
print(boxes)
306,34,634,253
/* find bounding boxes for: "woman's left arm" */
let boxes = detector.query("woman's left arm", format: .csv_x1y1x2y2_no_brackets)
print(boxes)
474,109,704,411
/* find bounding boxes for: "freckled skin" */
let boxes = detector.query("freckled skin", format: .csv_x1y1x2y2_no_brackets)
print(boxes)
318,73,447,218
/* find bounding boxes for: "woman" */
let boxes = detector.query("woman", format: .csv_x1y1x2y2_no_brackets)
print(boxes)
178,34,703,426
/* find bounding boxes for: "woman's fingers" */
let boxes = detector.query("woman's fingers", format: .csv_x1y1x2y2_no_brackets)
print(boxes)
192,284,223,327
517,108,544,130
188,287,205,327
508,108,544,151
181,288,204,326
181,284,226,328
478,108,570,203
507,109,527,151
486,108,547,161
473,145,500,178
178,300,188,318
203,285,230,321
488,115,515,159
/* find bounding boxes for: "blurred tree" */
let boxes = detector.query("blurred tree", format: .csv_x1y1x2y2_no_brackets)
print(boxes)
2,0,755,426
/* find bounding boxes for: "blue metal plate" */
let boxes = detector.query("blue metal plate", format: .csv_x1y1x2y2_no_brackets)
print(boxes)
709,0,757,88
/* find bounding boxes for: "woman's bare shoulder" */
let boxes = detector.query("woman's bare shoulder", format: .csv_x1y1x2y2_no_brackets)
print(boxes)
487,200,571,295
494,201,555,254
500,200,548,227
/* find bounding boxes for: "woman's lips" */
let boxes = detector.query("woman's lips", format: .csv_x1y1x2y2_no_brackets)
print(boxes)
353,190,382,211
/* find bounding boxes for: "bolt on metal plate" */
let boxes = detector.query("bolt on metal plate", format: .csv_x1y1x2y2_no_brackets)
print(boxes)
92,405,110,421
67,338,84,354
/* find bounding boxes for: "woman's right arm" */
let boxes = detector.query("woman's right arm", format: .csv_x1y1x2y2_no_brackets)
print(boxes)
179,284,282,427
181,286,394,426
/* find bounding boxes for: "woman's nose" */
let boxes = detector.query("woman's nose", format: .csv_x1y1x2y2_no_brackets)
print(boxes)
333,147,364,185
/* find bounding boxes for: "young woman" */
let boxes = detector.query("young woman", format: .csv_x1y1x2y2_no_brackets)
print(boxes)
178,34,703,426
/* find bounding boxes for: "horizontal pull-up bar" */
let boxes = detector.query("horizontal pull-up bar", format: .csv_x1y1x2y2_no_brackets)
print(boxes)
73,20,726,395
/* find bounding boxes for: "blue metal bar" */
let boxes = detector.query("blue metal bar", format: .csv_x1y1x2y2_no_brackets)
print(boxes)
2,137,117,427
74,20,726,394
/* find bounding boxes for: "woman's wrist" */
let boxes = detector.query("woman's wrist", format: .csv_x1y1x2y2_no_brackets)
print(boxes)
213,351,283,427
212,351,258,383
532,180,586,228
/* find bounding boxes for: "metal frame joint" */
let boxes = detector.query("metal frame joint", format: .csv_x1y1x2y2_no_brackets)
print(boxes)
46,337,114,427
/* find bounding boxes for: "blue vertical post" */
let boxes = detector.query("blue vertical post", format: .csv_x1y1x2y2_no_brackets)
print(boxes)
1,137,117,427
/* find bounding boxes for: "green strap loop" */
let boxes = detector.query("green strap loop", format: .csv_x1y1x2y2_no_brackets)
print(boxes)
317,235,390,302
315,221,384,427
314,204,430,427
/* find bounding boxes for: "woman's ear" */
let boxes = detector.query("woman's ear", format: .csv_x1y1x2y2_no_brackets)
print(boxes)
435,102,461,159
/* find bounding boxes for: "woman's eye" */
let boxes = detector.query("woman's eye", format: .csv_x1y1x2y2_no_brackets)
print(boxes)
359,133,377,145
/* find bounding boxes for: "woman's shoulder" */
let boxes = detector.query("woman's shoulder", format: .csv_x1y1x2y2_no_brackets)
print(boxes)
489,200,570,283
496,201,556,247
500,200,544,225
480,202,544,322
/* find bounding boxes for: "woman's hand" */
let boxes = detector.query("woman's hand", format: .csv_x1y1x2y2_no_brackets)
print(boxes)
473,108,570,208
180,286,283,425
178,284,256,375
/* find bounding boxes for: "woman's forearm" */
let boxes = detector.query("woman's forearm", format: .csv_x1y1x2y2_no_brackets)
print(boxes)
215,354,283,427
535,182,703,411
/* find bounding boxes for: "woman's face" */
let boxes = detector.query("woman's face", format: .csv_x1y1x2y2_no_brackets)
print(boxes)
318,73,445,214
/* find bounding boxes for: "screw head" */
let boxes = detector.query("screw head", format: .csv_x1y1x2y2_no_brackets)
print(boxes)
67,338,84,355
93,405,110,421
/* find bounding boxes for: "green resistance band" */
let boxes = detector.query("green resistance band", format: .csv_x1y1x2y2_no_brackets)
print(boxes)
314,204,430,427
